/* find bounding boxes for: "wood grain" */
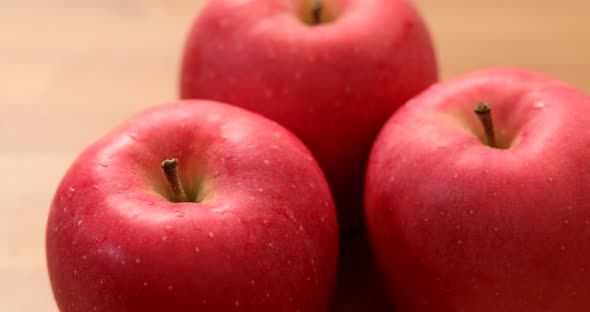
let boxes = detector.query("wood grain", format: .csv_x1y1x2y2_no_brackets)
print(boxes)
1,1,589,310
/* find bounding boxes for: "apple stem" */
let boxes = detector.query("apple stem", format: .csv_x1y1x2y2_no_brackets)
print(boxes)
311,0,322,24
161,158,189,202
474,103,497,148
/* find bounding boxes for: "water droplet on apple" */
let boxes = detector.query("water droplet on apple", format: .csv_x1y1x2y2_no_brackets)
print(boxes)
174,209,185,217
95,236,106,243
98,162,108,168
534,101,545,109
92,185,100,190
165,226,175,234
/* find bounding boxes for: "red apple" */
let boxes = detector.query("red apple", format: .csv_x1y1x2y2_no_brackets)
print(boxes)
46,100,339,311
365,68,590,311
180,0,438,229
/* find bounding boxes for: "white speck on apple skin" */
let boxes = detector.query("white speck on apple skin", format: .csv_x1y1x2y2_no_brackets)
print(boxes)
168,285,173,291
257,188,264,192
561,245,567,251
534,101,545,108
209,232,215,238
135,258,140,264
250,280,255,286
235,300,240,307
143,282,148,287
263,159,270,165
67,187,76,199
195,246,200,253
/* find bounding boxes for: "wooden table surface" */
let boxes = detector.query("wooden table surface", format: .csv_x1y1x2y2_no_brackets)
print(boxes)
2,1,590,310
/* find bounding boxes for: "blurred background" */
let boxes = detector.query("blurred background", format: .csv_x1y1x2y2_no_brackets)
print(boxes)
2,0,590,310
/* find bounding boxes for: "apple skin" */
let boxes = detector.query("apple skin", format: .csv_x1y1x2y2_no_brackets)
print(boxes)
180,0,438,229
46,100,339,312
365,68,590,311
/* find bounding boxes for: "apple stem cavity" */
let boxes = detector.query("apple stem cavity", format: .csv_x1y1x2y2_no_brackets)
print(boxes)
311,0,322,25
474,103,497,148
161,158,189,202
